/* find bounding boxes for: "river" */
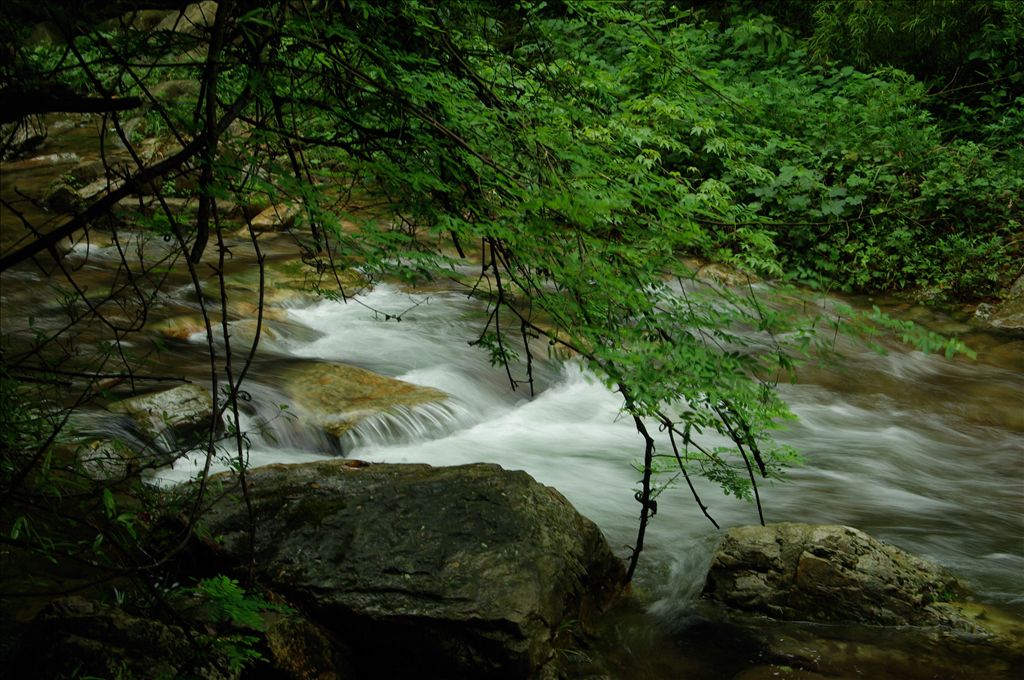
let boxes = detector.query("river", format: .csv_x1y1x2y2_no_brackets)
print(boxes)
2,134,1022,677
133,275,1023,616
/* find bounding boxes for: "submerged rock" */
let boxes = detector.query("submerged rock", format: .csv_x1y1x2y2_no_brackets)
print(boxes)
200,460,625,678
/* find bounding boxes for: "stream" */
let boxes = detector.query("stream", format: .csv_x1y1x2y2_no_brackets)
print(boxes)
139,279,1023,617
2,127,1023,677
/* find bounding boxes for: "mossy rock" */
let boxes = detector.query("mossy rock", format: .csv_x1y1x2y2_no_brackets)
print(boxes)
200,461,626,678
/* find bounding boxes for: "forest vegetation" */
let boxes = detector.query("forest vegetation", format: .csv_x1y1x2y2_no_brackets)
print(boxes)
0,0,1020,675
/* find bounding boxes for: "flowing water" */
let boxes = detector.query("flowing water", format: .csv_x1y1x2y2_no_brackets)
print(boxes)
142,281,1023,619
3,130,1023,676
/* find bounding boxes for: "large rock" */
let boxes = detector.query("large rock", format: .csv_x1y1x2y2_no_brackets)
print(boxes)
108,383,216,444
201,461,625,678
250,202,300,232
698,523,1024,678
282,362,449,438
975,274,1024,331
702,523,967,626
8,597,235,680
155,1,218,36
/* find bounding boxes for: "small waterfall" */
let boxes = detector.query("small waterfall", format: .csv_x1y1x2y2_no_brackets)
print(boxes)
340,399,473,451
237,402,340,455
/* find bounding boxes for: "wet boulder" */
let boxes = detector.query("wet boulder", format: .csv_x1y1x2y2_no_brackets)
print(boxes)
42,180,82,212
149,78,203,103
0,116,47,160
108,383,216,444
78,384,219,479
281,361,449,439
702,523,968,626
200,460,626,678
699,523,1024,677
78,175,125,201
147,314,213,341
220,259,363,307
120,8,171,32
76,439,133,481
696,262,757,287
66,158,124,185
988,295,1024,331
264,614,353,679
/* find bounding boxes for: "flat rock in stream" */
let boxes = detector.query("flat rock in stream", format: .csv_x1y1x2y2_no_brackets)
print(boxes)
282,362,449,438
200,460,625,679
220,259,364,307
108,383,216,444
250,202,300,232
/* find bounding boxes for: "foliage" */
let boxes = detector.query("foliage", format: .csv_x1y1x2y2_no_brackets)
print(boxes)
183,575,293,673
677,1,1022,295
190,574,287,629
0,0,1000,615
808,0,1018,77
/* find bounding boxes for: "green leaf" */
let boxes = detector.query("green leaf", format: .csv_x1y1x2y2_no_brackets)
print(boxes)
101,489,116,519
